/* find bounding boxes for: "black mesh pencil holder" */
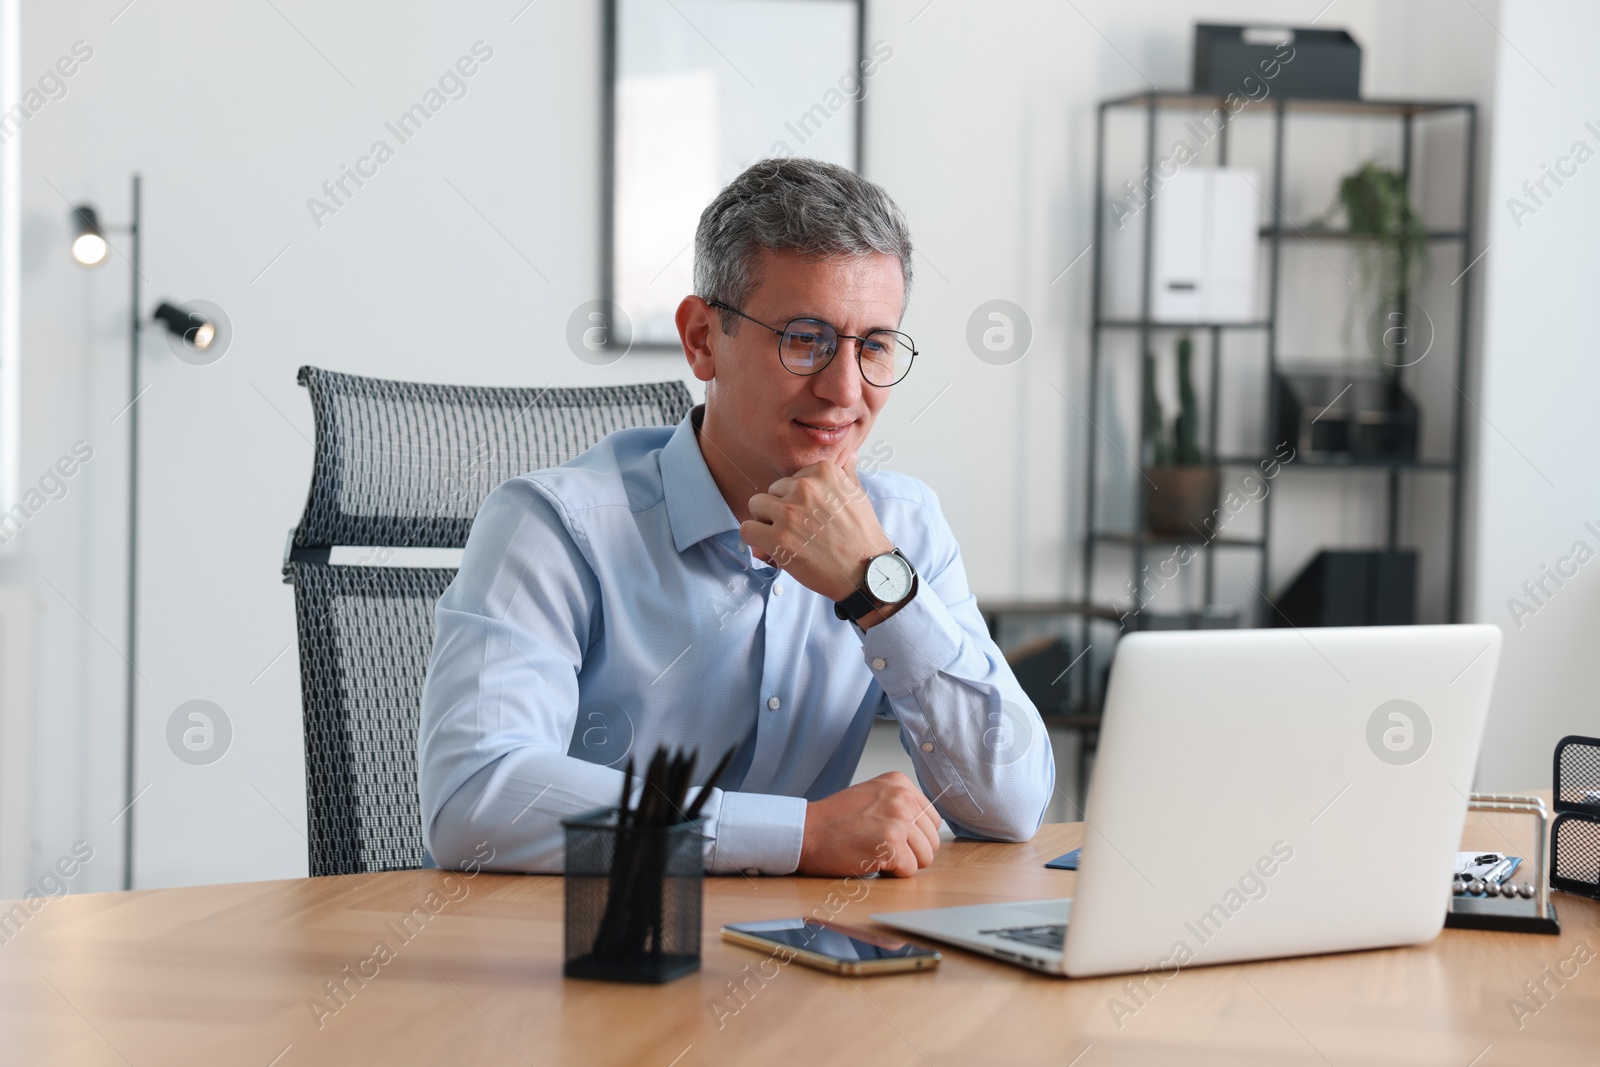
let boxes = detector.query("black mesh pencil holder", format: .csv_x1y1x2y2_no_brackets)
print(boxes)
1551,735,1600,899
562,808,706,983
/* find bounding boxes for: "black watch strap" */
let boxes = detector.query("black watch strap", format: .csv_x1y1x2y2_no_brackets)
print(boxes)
833,586,880,622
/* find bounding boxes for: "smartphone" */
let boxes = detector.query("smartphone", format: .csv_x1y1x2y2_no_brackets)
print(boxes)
721,918,940,976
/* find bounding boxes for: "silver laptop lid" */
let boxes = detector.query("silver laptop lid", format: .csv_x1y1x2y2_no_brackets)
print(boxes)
1062,624,1500,978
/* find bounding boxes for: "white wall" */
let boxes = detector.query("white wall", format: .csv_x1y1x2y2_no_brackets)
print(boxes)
11,1,626,891
1471,0,1600,789
4,0,1509,892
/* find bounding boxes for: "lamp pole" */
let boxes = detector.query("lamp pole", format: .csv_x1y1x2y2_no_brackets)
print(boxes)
122,172,140,892
73,175,218,891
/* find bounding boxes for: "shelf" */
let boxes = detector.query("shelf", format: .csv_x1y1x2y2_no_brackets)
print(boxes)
1264,226,1467,242
1215,455,1458,472
1100,91,1474,118
1040,710,1103,729
1093,530,1265,549
1097,319,1270,331
976,599,1126,622
1080,602,1246,627
1080,83,1475,675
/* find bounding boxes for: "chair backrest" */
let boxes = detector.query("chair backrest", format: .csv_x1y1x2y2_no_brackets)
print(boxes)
282,365,694,876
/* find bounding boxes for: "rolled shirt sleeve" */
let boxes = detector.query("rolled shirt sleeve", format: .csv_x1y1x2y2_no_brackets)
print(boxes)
856,487,1054,841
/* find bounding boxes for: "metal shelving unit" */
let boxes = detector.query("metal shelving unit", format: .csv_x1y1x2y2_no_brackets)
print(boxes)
1077,90,1478,715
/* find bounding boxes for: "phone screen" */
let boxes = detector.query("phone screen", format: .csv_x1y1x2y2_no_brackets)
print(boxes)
724,918,937,962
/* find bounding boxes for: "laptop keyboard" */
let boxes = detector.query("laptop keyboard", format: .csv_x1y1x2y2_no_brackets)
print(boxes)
979,923,1066,951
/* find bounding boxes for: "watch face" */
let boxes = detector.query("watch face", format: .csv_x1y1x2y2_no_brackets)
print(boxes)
866,552,914,603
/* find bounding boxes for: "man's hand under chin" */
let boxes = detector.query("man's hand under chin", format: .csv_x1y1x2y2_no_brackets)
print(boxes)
798,772,942,877
738,450,903,625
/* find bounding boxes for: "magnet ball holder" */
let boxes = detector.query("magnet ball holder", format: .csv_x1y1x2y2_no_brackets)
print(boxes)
1551,735,1600,901
1444,793,1559,935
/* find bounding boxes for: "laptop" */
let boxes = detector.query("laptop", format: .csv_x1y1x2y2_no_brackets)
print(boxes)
873,624,1501,978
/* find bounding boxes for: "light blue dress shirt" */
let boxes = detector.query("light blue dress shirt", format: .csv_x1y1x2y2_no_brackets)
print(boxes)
418,404,1053,875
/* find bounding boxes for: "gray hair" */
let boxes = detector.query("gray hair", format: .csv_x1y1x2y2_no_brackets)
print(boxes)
693,157,913,333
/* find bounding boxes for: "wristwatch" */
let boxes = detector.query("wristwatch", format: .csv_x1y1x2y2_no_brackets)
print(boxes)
834,549,918,623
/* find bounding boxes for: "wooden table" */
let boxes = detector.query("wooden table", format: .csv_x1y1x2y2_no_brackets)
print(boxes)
2,814,1595,1066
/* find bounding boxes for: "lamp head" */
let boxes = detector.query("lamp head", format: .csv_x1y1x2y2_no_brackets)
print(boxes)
70,205,108,267
152,302,215,352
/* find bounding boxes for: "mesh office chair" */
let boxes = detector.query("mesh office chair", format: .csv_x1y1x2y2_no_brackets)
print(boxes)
282,365,694,876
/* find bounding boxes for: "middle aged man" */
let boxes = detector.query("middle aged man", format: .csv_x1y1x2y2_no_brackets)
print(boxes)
419,157,1053,879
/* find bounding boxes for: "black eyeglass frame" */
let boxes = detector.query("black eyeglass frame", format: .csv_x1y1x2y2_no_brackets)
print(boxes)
707,300,917,388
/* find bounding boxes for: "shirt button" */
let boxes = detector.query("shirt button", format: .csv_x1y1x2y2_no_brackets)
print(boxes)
773,583,785,596
920,741,935,752
871,657,887,670
767,696,781,711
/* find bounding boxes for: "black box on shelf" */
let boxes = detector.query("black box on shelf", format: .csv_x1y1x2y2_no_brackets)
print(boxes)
1140,608,1241,630
1005,636,1075,715
1276,368,1419,462
1193,24,1362,100
1273,549,1417,627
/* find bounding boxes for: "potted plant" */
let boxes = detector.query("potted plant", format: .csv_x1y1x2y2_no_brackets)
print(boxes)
1143,336,1219,539
1330,162,1430,365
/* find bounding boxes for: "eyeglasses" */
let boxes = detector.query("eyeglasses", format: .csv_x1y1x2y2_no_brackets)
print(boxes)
708,301,917,387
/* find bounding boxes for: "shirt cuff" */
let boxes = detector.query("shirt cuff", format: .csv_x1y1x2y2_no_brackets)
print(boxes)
857,587,963,695
704,790,808,875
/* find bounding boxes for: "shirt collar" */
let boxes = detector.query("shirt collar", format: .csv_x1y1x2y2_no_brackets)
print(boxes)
661,404,743,553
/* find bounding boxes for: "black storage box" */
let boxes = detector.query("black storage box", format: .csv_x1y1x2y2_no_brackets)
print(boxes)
1193,24,1362,100
1140,608,1240,631
1273,550,1416,628
1276,368,1419,462
1006,636,1075,716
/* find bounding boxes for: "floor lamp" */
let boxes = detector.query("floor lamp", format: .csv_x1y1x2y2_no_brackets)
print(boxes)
69,174,218,890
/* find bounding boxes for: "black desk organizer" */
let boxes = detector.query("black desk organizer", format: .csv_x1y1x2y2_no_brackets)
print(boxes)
1552,735,1600,900
1274,369,1420,463
562,809,706,984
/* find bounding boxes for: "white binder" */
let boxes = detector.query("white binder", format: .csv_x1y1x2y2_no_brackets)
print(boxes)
1151,166,1260,323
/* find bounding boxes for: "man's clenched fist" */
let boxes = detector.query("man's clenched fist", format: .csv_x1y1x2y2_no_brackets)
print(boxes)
798,772,942,878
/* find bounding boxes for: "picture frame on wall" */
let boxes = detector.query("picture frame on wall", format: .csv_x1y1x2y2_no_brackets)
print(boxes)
601,0,868,352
